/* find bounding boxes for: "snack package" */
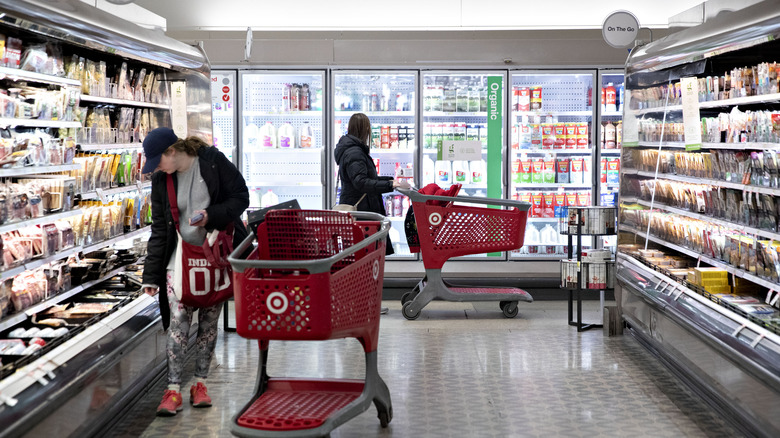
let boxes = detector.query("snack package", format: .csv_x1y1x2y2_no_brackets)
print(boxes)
3,37,22,69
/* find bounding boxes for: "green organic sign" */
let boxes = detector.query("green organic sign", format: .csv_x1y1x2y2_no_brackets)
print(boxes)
486,76,503,257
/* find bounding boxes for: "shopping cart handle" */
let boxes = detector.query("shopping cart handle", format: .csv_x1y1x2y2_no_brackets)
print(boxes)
396,188,531,211
228,213,391,274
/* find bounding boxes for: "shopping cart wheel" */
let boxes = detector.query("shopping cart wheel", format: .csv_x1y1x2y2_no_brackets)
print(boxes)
379,406,393,427
402,301,421,320
401,291,415,305
500,301,519,318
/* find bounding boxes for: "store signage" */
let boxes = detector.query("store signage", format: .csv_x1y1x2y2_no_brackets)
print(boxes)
440,140,482,161
171,81,188,138
681,77,702,151
602,10,639,49
211,74,233,113
486,76,503,257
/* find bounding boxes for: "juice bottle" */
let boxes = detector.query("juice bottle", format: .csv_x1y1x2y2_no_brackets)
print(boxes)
605,83,617,112
299,122,313,148
278,122,295,148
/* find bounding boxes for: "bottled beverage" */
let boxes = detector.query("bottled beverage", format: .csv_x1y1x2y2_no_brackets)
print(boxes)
604,121,616,149
453,160,470,184
278,122,296,148
389,126,399,148
468,87,480,112
245,123,259,149
398,125,407,148
395,93,406,112
480,86,487,112
261,190,279,208
381,126,391,149
456,87,469,112
605,83,617,112
434,160,451,185
371,126,381,148
407,126,415,147
300,83,310,110
617,83,624,112
455,123,466,141
616,121,623,148
443,86,456,112
423,155,435,183
433,86,444,111
384,195,393,216
392,195,403,217
424,86,433,112
282,84,291,112
370,92,379,111
424,124,433,149
600,122,605,149
259,121,276,148
601,87,606,111
290,84,301,111
469,160,485,184
299,122,313,148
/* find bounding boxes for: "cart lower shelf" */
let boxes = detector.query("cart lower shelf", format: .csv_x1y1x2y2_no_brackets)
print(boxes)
446,286,534,300
237,379,364,431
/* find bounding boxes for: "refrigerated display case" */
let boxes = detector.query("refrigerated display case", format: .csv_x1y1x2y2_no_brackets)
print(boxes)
211,70,237,163
508,71,595,260
422,71,506,259
597,70,624,252
239,71,326,211
617,2,780,435
332,71,417,258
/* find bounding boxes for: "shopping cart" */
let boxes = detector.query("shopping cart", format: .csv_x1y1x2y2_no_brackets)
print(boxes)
397,188,534,320
227,210,393,438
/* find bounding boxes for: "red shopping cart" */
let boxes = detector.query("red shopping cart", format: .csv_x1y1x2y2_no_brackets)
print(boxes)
397,188,534,320
227,210,393,438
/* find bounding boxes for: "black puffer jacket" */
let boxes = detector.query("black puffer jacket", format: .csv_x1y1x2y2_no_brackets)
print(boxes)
143,146,249,329
334,134,394,215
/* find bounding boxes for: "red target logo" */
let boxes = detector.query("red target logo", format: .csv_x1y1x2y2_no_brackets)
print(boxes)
429,212,442,226
266,292,288,314
373,260,380,280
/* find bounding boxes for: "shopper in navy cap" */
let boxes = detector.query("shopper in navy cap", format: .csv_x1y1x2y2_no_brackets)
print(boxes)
140,127,249,416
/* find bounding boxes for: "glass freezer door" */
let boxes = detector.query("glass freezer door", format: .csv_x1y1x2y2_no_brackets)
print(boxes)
211,70,237,164
422,71,506,259
332,71,417,259
239,71,326,211
508,71,596,260
596,69,624,253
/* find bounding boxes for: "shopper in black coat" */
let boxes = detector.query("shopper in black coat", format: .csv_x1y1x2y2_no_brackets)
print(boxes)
334,113,411,220
141,131,249,331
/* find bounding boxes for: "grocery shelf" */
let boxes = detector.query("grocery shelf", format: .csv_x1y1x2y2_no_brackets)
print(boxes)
81,182,152,200
632,92,780,116
632,198,780,242
247,181,323,187
514,110,593,117
82,226,151,254
621,224,780,292
600,149,622,155
370,148,416,155
527,217,560,222
0,265,128,333
0,66,81,87
514,149,593,155
0,209,83,235
424,111,487,117
0,163,81,177
244,147,322,153
423,148,487,154
244,110,323,117
0,118,81,129
335,111,414,117
513,183,591,189
601,111,623,117
79,142,143,151
23,245,84,272
635,141,780,150
79,95,171,110
628,170,780,196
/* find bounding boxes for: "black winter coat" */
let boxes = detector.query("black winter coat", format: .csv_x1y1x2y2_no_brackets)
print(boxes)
334,134,394,215
143,146,249,329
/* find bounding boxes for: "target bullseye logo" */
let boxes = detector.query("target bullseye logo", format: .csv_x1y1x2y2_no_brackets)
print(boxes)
372,260,380,280
267,292,288,314
429,212,442,226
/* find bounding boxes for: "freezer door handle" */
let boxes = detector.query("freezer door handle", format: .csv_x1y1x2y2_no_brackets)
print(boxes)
321,147,327,186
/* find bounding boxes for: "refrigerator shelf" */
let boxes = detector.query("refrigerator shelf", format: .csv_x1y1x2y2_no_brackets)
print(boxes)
601,111,623,117
423,148,487,154
247,181,323,187
424,111,487,117
514,110,593,117
513,149,593,155
0,66,81,87
0,118,81,129
513,183,591,189
243,111,323,117
632,92,780,116
243,147,321,154
635,141,780,150
335,111,414,117
370,148,416,155
600,149,622,155
79,95,171,110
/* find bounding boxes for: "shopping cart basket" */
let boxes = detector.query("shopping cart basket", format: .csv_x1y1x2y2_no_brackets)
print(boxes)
227,210,393,438
397,188,534,320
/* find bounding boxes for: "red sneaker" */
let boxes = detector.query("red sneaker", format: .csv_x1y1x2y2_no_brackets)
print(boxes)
156,390,183,416
190,382,212,408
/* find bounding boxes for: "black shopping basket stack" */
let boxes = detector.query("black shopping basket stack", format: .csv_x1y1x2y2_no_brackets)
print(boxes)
398,187,534,320
227,210,393,437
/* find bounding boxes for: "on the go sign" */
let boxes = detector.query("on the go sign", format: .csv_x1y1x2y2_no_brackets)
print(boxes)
602,10,639,49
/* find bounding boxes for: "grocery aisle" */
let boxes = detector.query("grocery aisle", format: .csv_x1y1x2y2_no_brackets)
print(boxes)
106,300,736,437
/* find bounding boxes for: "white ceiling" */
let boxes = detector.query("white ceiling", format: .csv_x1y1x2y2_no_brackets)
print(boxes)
133,0,706,31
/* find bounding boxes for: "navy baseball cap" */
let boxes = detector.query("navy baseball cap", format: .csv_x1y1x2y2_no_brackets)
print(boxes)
142,127,179,174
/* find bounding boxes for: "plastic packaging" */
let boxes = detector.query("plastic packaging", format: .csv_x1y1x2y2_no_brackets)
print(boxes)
258,122,276,148
261,190,279,208
434,160,451,185
278,123,295,148
299,122,313,148
452,161,470,184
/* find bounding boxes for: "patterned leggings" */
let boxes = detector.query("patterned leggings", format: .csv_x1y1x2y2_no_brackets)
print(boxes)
166,271,223,385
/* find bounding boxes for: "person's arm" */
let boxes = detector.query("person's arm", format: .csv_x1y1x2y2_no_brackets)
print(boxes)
345,158,395,194
142,175,167,289
204,151,250,231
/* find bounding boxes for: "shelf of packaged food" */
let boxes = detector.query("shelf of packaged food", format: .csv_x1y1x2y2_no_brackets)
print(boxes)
0,209,83,235
335,111,414,117
513,184,592,189
0,163,81,177
23,245,84,272
0,66,82,87
632,93,780,116
424,111,487,117
81,226,151,254
80,182,152,200
370,148,416,155
0,118,81,129
79,142,143,152
601,111,623,117
514,149,593,155
629,198,780,243
514,110,593,117
423,148,487,155
620,224,780,293
0,265,129,333
243,111,323,117
78,95,171,110
600,149,622,155
635,141,780,150
628,169,780,196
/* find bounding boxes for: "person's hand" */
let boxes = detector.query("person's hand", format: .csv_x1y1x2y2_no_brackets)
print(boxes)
144,286,158,296
393,178,411,189
190,209,208,227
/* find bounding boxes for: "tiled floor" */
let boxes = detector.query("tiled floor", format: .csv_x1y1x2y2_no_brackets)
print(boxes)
107,300,738,437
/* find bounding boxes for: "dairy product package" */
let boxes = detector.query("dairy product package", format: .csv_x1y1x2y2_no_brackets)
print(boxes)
543,159,555,183
531,193,543,217
557,158,570,184
453,160,470,184
299,122,313,148
554,192,566,218
435,160,451,185
570,158,584,184
259,121,277,148
470,160,485,183
519,159,532,183
531,159,544,184
542,193,555,217
278,123,296,148
607,158,620,184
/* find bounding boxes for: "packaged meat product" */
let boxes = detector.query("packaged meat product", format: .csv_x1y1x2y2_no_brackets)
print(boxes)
37,318,67,327
0,339,25,355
